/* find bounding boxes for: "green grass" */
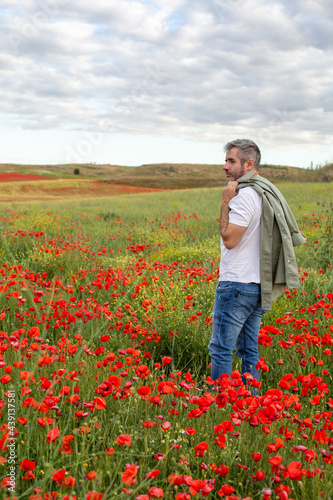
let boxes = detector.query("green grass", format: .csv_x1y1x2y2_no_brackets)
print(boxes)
0,182,332,500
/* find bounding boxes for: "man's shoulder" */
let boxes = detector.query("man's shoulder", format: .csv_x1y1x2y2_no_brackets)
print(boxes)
230,186,262,215
251,175,284,195
238,174,283,199
237,186,262,202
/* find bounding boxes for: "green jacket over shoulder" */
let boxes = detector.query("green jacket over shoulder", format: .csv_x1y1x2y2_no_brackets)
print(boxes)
236,171,307,310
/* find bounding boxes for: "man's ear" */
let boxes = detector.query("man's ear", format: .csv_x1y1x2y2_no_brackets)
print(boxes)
245,158,255,171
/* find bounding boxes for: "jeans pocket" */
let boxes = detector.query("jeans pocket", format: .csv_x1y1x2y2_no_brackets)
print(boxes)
232,288,259,321
217,281,230,289
216,281,231,292
215,284,231,307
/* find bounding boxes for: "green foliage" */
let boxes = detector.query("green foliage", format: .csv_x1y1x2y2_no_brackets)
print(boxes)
0,182,332,500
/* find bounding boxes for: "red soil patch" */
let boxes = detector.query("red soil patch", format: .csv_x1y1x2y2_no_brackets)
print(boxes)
0,179,168,202
0,173,55,182
43,182,168,198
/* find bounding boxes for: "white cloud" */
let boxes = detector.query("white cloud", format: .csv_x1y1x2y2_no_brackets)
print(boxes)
0,0,332,164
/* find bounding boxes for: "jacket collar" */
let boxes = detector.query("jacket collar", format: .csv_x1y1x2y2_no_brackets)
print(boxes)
236,170,259,183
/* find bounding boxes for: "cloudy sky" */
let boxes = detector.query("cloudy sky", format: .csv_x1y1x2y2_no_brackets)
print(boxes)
1,0,332,167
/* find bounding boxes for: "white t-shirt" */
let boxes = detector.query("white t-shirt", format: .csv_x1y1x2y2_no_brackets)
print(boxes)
219,187,262,283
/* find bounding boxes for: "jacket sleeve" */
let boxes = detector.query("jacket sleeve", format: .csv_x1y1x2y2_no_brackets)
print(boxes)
292,230,307,247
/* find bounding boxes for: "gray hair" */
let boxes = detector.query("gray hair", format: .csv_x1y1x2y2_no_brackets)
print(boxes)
224,139,261,170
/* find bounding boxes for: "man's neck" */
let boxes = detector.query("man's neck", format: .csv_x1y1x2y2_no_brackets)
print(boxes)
237,169,259,182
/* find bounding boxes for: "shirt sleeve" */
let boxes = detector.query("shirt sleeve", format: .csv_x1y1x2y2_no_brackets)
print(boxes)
228,188,256,227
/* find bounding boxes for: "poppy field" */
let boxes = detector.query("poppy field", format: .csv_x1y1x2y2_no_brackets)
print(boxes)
0,183,332,500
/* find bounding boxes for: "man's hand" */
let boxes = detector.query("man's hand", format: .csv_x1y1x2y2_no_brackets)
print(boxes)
222,181,238,205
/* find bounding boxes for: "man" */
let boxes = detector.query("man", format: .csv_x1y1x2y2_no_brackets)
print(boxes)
209,139,306,388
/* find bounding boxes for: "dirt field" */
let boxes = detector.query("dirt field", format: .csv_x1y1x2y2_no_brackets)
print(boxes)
0,172,57,182
0,176,168,202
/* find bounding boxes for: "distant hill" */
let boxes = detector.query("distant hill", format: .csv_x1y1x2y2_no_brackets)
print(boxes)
0,162,332,189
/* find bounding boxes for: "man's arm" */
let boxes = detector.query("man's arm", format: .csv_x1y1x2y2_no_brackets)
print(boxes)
220,181,247,250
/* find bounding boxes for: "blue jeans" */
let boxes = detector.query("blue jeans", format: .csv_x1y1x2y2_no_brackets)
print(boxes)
209,281,265,383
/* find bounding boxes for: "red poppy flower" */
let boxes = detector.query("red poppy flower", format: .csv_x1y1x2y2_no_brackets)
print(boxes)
215,464,229,477
188,408,204,419
122,464,138,485
66,395,80,404
105,447,115,456
268,455,282,472
108,375,121,387
19,460,36,471
86,492,103,500
22,471,35,481
142,421,157,428
52,469,66,481
37,417,54,427
168,473,183,485
160,421,171,432
28,326,40,338
175,494,191,500
157,381,176,394
249,414,259,427
283,461,303,480
0,375,11,384
146,470,160,479
252,470,265,482
214,420,234,434
218,484,235,496
137,386,151,396
0,477,13,489
148,486,164,498
214,434,227,449
215,393,228,408
194,441,208,457
93,397,106,410
100,335,110,342
115,434,132,446
162,356,171,366
189,479,208,495
304,449,317,463
62,476,76,488
13,361,24,368
85,471,98,480
185,427,196,436
47,426,60,443
313,430,328,444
